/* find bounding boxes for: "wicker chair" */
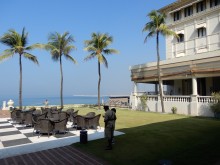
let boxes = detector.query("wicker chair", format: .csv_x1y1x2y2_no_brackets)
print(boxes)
41,107,49,115
87,114,101,130
71,110,79,126
32,112,47,134
15,110,24,124
66,108,74,113
53,117,69,134
59,112,69,120
84,112,96,118
51,106,57,111
10,110,17,122
66,109,74,122
33,110,42,115
76,115,87,130
23,111,34,127
38,119,54,137
46,108,53,118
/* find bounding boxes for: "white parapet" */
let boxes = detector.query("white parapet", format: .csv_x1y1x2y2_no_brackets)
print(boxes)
2,101,8,110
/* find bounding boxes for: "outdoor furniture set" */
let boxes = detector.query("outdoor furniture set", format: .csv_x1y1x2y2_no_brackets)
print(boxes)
10,107,101,137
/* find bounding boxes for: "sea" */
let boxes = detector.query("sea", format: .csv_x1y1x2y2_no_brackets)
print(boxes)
0,96,110,107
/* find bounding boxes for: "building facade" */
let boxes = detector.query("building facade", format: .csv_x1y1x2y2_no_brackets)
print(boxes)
130,0,220,116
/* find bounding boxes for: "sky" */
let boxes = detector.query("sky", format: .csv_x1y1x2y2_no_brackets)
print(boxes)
0,0,176,100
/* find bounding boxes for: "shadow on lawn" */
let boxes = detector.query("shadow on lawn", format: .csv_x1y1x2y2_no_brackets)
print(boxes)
113,117,220,165
74,116,220,165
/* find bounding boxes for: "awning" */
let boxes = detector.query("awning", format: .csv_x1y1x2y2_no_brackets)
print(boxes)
196,23,206,29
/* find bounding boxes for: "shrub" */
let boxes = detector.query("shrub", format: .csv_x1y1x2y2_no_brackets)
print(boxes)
139,93,148,111
171,106,177,114
210,92,220,118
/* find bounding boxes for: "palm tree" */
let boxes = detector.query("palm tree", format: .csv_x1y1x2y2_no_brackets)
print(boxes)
143,10,178,113
44,32,77,108
84,32,119,110
0,28,39,109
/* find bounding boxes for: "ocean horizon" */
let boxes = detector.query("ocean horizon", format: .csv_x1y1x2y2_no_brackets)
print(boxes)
0,96,110,107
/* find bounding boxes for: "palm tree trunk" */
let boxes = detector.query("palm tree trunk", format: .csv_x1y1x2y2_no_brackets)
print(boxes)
156,32,165,113
60,56,63,109
19,54,22,109
98,61,101,110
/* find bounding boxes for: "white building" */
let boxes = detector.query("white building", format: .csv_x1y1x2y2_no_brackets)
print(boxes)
130,0,220,117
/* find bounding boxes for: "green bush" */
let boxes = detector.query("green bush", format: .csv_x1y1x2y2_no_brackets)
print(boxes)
171,106,177,114
210,92,220,118
139,93,148,111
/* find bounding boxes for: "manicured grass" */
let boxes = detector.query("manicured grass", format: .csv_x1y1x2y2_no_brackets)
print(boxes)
71,107,220,165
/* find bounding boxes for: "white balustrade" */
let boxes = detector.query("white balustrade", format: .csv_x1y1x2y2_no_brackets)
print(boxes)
197,96,218,103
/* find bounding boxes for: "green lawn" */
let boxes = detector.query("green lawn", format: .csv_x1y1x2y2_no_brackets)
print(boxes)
70,107,220,165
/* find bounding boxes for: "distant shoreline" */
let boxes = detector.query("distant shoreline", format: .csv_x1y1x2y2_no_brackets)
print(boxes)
0,96,110,107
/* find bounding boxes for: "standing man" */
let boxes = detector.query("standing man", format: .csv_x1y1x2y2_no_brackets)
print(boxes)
103,105,116,150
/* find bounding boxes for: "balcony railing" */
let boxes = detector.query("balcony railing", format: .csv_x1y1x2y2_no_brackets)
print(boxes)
134,92,217,103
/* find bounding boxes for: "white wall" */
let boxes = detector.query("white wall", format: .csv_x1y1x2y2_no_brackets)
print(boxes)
167,4,220,60
130,94,215,117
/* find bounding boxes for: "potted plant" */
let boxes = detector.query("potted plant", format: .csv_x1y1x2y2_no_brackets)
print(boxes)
210,92,220,119
171,106,177,114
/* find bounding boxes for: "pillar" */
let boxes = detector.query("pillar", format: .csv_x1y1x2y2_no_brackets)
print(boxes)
190,76,198,116
192,77,198,96
133,82,139,109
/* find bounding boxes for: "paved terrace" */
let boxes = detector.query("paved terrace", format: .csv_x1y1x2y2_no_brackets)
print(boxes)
0,110,124,165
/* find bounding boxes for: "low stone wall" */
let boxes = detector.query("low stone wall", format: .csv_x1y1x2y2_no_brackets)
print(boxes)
131,94,215,117
0,110,10,118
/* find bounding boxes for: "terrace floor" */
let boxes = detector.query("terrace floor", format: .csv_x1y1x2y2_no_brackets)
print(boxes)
0,116,124,164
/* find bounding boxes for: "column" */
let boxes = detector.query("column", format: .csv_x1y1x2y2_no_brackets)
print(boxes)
192,77,198,96
134,82,139,94
133,82,139,110
190,76,198,116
